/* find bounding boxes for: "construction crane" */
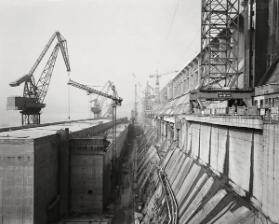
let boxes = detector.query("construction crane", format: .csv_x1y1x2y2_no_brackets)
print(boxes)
149,70,178,103
90,80,116,118
7,31,71,125
68,79,122,105
67,78,122,162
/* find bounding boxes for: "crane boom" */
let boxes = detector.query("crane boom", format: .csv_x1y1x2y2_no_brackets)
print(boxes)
7,31,71,125
9,31,70,88
67,79,123,105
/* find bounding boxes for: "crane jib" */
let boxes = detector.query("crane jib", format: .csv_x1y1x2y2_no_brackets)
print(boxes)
67,79,123,105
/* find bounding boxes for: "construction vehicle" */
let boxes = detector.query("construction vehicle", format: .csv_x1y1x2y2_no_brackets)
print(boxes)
149,70,178,103
7,31,71,125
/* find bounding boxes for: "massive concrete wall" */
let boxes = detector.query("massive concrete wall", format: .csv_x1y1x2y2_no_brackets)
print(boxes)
34,135,61,224
136,127,169,224
0,118,129,224
144,115,279,223
0,139,33,224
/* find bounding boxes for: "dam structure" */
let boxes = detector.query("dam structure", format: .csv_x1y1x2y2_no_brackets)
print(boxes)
136,0,279,223
1,0,279,224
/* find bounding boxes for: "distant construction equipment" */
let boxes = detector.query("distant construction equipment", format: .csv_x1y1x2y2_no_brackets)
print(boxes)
90,80,117,118
7,31,71,125
67,78,123,161
68,79,122,106
149,70,178,103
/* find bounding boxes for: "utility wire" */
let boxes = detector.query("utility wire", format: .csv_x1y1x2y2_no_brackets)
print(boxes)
156,0,180,67
67,72,71,120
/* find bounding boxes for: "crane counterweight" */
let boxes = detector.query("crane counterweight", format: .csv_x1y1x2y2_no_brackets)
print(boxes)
7,31,71,125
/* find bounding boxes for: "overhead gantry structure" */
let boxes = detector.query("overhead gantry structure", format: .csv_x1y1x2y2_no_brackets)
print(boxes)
8,31,71,125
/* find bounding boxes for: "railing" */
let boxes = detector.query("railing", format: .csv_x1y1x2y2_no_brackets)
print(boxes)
158,167,178,224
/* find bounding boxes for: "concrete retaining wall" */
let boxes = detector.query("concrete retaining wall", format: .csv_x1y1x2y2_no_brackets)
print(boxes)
151,116,279,223
0,118,128,224
0,139,33,224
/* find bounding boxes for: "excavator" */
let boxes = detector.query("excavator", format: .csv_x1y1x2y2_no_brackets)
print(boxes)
7,31,71,125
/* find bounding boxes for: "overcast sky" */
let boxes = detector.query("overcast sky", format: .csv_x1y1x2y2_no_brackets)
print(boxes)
0,0,201,127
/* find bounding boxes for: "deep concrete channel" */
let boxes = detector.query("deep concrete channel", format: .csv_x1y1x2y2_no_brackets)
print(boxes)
112,125,137,224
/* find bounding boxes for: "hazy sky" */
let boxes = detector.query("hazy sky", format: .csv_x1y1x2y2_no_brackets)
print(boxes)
0,0,201,126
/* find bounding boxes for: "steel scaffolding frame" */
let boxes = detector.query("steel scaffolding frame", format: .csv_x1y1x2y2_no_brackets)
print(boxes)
200,0,240,89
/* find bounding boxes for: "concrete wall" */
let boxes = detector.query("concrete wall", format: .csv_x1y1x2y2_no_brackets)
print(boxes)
255,123,279,222
154,116,279,223
34,135,60,224
69,138,105,214
69,123,129,214
0,139,33,224
138,124,275,223
0,119,129,224
103,124,129,208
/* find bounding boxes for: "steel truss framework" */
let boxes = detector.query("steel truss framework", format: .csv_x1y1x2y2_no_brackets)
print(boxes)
201,0,240,89
21,112,40,126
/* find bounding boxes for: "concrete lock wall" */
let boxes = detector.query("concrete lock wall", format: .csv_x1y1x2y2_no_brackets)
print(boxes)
70,138,105,213
103,124,129,208
34,135,62,224
0,119,129,224
69,123,129,214
157,117,279,223
0,139,34,224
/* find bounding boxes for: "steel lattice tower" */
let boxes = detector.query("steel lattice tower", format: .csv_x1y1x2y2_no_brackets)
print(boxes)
201,0,240,90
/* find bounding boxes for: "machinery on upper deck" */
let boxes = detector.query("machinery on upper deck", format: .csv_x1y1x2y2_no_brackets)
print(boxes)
7,31,71,125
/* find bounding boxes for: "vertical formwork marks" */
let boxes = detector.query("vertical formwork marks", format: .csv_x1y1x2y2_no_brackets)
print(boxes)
248,131,254,198
223,129,230,178
198,124,201,159
188,124,193,155
208,125,212,167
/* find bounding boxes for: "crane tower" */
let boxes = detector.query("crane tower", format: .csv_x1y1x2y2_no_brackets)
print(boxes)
7,31,71,125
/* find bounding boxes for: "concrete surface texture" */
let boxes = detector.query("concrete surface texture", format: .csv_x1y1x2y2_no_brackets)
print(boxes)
0,119,129,224
138,121,278,223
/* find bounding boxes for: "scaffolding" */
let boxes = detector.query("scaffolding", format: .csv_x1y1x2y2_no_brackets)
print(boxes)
200,0,240,89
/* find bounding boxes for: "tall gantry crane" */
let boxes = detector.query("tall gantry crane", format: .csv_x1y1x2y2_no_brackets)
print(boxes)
67,79,122,159
7,31,71,125
149,70,178,103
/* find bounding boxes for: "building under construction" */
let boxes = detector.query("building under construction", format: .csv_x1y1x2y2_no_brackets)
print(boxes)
1,0,279,223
